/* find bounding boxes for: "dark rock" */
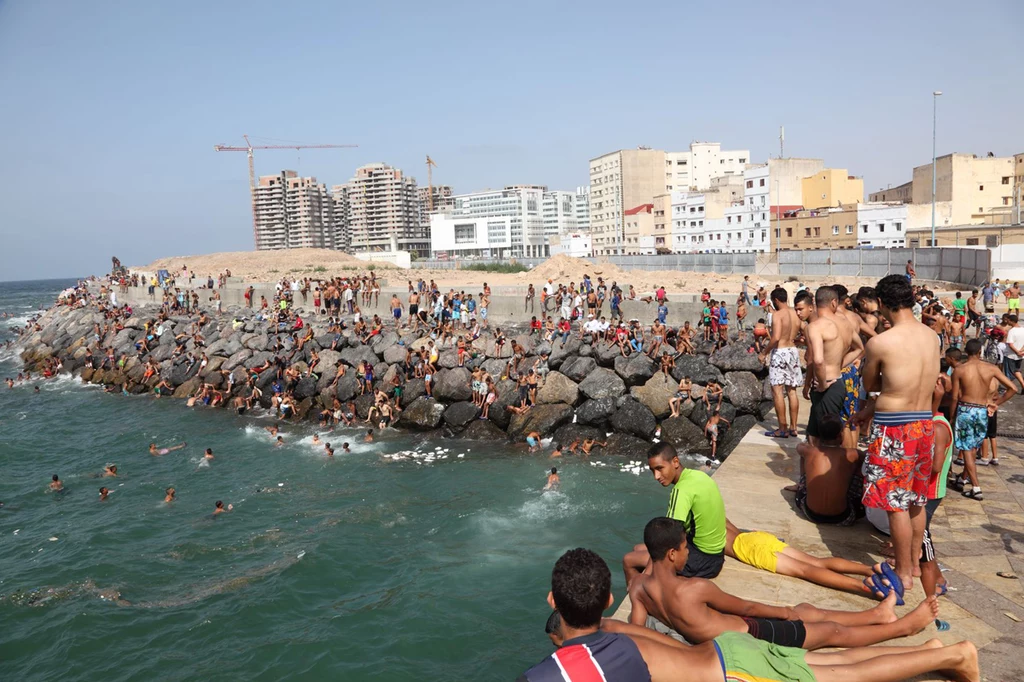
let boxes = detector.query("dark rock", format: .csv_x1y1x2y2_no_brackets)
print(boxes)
244,334,269,351
223,348,253,371
507,403,573,441
552,423,605,448
614,354,655,386
671,354,724,385
383,344,408,365
718,414,757,460
244,350,274,369
402,397,446,429
400,378,427,407
340,345,380,369
659,416,713,458
486,379,519,429
438,349,460,369
370,331,399,355
548,335,581,369
578,343,593,357
172,377,201,398
443,401,480,429
575,397,617,425
353,393,376,419
293,377,318,401
594,342,621,367
463,419,508,441
709,343,763,372
561,356,597,382
630,372,677,419
610,398,658,439
433,367,472,402
536,371,579,405
578,368,626,400
602,433,652,458
334,373,361,402
722,371,761,414
688,400,737,428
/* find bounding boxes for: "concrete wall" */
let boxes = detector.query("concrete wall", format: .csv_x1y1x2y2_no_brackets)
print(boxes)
778,247,989,286
409,252,757,274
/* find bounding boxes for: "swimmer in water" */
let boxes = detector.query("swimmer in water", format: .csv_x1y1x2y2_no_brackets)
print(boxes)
49,474,63,491
342,442,351,453
312,434,321,445
364,429,374,443
203,448,214,461
265,425,279,437
550,443,563,458
543,467,560,491
164,487,176,503
98,487,110,501
213,500,232,515
526,430,542,453
275,436,284,447
102,465,117,477
325,444,335,457
149,442,186,456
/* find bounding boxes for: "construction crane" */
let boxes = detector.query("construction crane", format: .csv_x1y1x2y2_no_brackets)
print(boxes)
425,155,437,212
214,135,357,249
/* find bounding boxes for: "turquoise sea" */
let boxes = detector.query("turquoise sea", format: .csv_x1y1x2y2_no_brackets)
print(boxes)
0,279,670,681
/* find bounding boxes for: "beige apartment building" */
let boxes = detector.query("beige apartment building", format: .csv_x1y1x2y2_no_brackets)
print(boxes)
869,152,1019,228
253,170,336,250
589,148,666,255
801,168,864,209
652,193,672,251
622,203,655,254
330,184,351,251
345,163,423,253
418,184,454,225
772,207,859,251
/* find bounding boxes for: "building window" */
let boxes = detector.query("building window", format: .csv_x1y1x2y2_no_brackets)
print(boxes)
1003,177,1011,185
832,226,839,235
727,217,732,224
966,238,979,246
979,185,984,191
739,158,746,163
737,215,742,223
804,228,811,237
895,222,902,231
987,235,999,247
813,227,820,237
786,227,793,237
879,224,885,233
759,179,765,187
775,229,781,238
761,230,766,241
861,224,868,233
746,180,753,188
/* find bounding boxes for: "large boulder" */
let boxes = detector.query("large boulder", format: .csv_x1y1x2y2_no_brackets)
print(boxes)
223,348,253,371
172,377,202,399
507,403,574,441
244,350,274,369
671,354,724,385
340,345,380,369
631,372,678,419
383,344,408,365
370,331,399,356
575,397,617,425
594,342,622,367
610,398,658,439
293,376,318,401
553,423,605,448
602,432,652,458
717,414,757,460
244,334,269,351
688,401,737,429
433,367,472,402
578,368,626,401
486,379,520,429
560,356,597,383
548,335,581,369
614,354,655,386
659,416,713,458
443,401,480,430
317,349,343,371
402,397,445,429
334,373,361,402
399,378,427,408
438,349,461,369
708,343,763,372
722,371,762,414
463,419,508,441
536,371,579,406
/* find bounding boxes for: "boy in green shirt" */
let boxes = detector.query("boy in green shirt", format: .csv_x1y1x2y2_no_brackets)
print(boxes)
623,443,726,583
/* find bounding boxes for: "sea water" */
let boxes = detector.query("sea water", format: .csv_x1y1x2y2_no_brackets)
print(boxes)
0,279,679,680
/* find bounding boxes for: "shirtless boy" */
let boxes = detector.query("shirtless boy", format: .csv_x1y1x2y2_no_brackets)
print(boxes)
759,288,802,438
854,275,940,593
544,467,560,491
805,286,863,447
629,517,938,651
951,338,1018,500
519,548,980,682
668,376,691,418
149,441,186,456
794,414,863,525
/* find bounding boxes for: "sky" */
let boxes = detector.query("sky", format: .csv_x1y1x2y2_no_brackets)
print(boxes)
0,0,1021,281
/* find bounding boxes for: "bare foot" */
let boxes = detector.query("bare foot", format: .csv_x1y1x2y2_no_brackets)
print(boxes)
938,641,981,682
879,541,895,558
870,590,899,623
900,596,940,636
783,484,799,492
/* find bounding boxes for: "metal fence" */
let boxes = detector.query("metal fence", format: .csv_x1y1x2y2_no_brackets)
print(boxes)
778,248,990,286
411,253,756,274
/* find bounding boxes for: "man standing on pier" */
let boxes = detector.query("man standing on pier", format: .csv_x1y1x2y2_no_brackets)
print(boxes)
758,288,803,438
805,286,863,448
855,275,939,594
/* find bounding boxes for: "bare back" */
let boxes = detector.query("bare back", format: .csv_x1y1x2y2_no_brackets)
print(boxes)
799,441,862,515
807,313,852,385
864,319,940,412
629,574,745,643
953,358,1004,405
771,306,800,349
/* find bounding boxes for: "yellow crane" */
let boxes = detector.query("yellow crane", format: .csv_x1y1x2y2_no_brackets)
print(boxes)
425,155,437,212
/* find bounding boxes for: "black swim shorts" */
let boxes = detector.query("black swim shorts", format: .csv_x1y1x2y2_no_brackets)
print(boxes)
741,617,807,648
678,543,725,579
806,380,846,438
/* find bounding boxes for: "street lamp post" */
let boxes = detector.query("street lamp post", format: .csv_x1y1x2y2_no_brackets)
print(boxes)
931,90,942,247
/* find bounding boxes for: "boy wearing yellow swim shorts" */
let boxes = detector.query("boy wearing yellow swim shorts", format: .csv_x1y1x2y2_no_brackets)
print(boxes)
725,520,875,597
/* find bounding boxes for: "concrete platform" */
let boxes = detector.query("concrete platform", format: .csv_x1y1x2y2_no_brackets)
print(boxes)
612,398,1024,681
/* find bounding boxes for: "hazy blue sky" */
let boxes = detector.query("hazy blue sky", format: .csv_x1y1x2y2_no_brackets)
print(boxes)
1,0,1021,280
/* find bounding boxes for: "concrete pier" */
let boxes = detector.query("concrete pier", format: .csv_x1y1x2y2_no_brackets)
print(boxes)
612,396,1024,681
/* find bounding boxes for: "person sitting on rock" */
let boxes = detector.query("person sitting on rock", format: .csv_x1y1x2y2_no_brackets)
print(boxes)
658,351,674,379
580,438,607,456
668,376,692,418
703,380,723,410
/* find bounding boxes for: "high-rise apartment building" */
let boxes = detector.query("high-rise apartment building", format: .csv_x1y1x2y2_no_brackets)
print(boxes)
589,148,667,256
574,186,591,233
665,142,749,192
345,163,421,253
330,184,351,251
542,190,578,238
418,185,455,223
253,170,336,250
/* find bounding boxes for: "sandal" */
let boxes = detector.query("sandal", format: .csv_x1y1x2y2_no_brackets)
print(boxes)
863,575,905,606
997,572,1018,579
962,489,984,501
763,429,789,438
788,429,798,438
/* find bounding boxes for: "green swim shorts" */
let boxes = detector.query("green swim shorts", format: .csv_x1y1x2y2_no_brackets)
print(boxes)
713,631,816,682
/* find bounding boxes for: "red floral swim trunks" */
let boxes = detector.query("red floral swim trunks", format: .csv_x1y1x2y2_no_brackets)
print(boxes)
862,412,934,512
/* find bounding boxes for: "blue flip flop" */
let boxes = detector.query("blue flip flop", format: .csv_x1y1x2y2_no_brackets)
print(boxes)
935,619,950,631
879,563,906,603
866,574,905,606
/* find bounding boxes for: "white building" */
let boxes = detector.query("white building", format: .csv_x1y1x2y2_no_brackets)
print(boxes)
856,203,908,248
575,186,591,233
542,190,578,239
666,142,750,192
430,186,548,259
549,233,593,258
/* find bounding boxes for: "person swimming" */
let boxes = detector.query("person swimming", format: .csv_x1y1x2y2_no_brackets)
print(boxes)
364,429,374,443
203,448,214,461
342,442,351,453
275,436,284,447
311,434,321,445
102,465,117,477
164,487,176,503
49,474,63,491
543,467,560,491
149,442,186,456
213,500,232,515
98,487,110,501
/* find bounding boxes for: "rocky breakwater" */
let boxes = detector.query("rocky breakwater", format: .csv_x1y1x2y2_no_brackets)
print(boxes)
19,305,772,459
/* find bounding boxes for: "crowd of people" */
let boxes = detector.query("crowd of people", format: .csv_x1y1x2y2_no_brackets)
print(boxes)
519,271,1001,681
